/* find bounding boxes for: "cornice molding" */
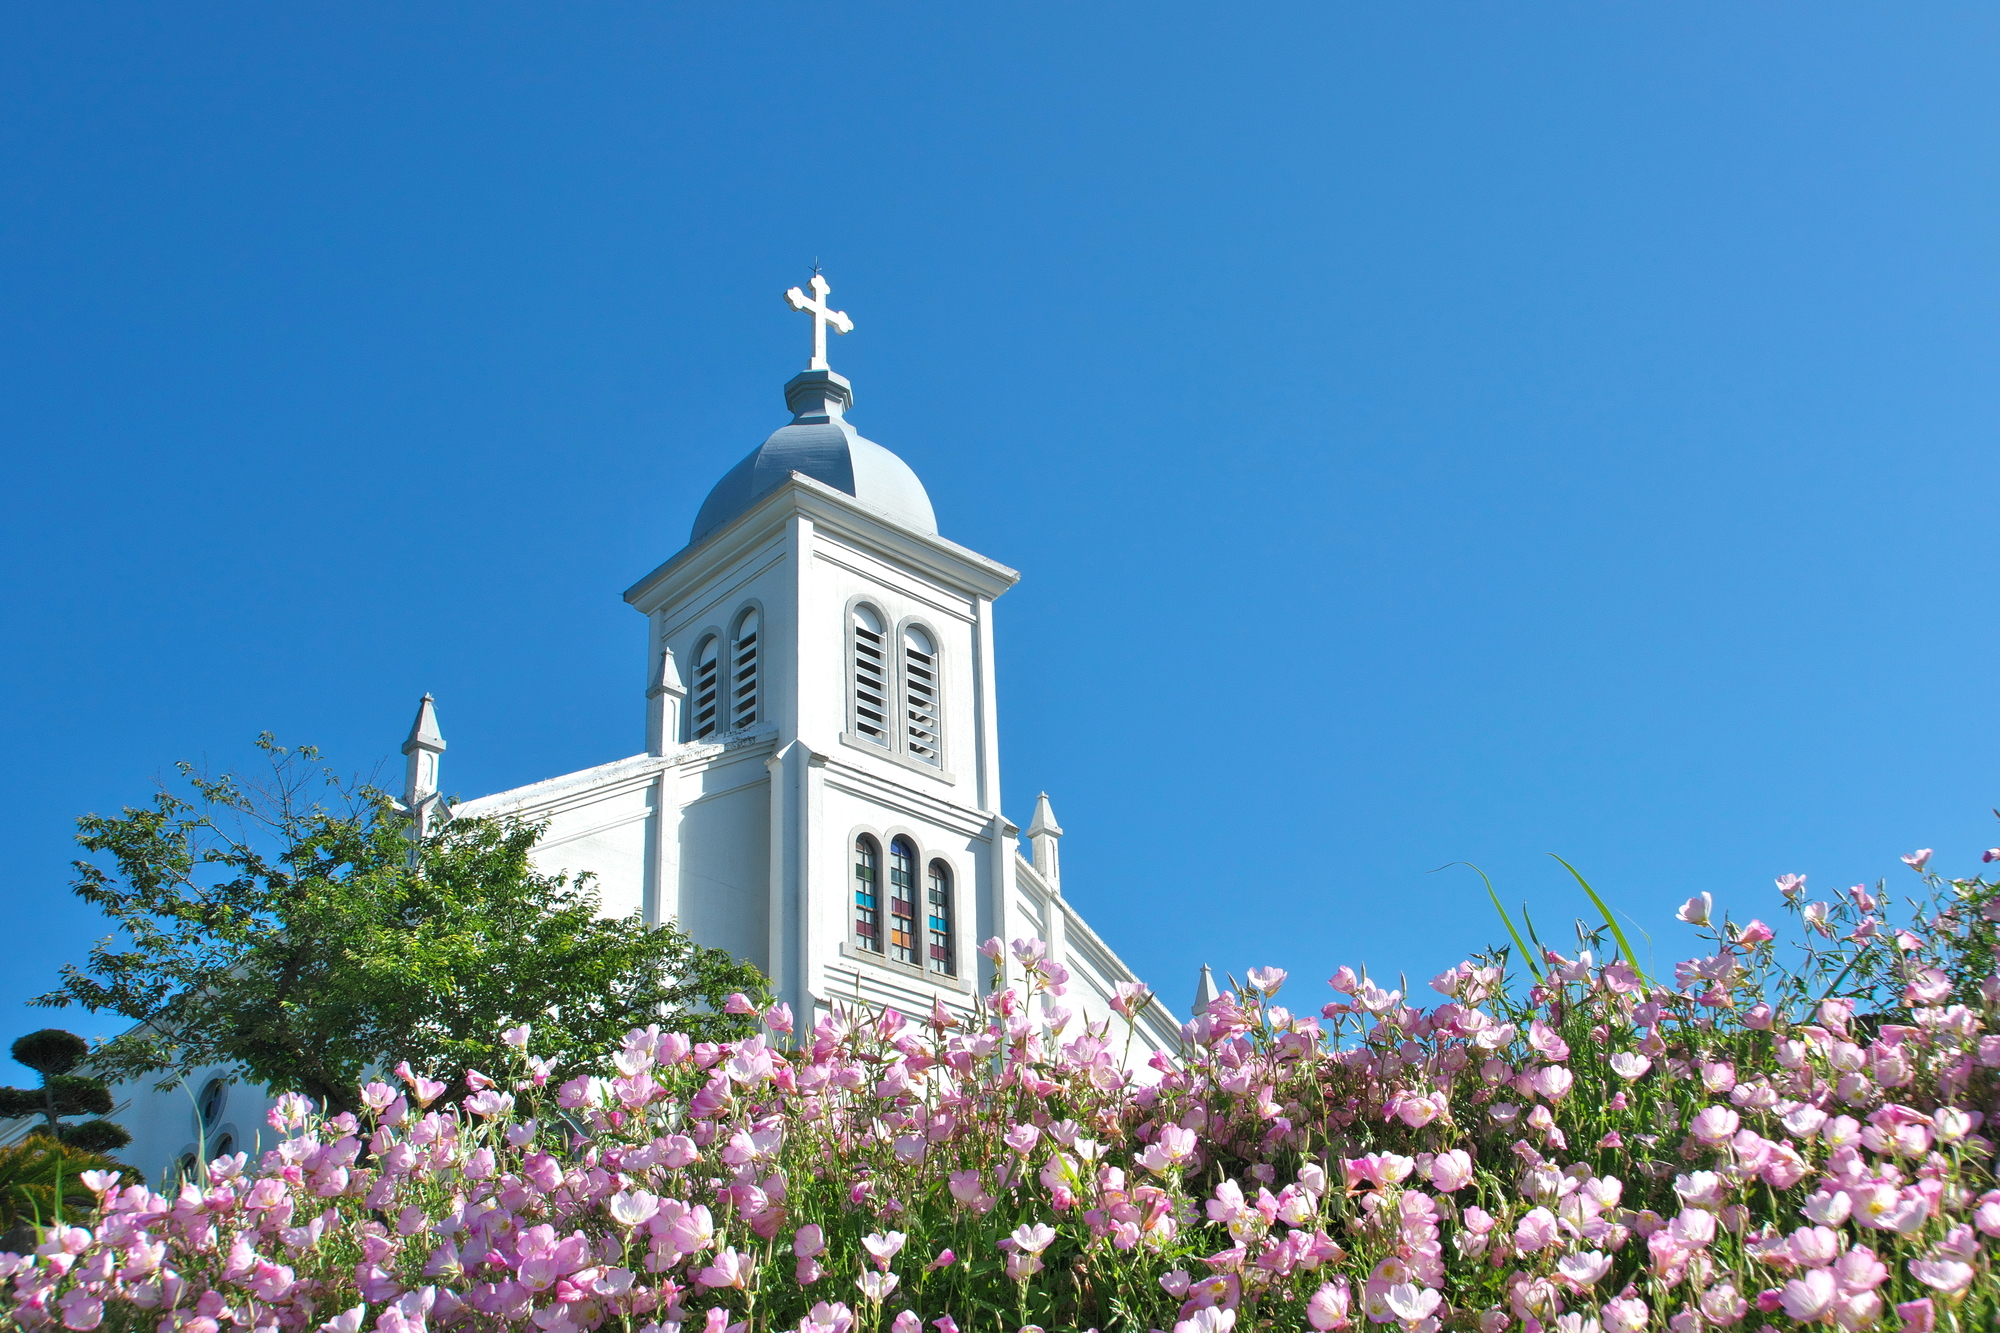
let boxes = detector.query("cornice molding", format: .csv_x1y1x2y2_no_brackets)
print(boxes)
625,472,1020,614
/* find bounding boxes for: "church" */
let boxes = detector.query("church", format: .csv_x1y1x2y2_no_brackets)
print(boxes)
71,276,1187,1184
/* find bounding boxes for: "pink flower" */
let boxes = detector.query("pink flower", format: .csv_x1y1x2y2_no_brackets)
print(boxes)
1531,1065,1574,1101
723,992,756,1014
1902,848,1933,872
855,1270,899,1302
608,1190,658,1227
1735,919,1774,946
57,1291,103,1331
1515,1207,1559,1252
1894,1298,1935,1332
1383,1285,1440,1325
320,1307,367,1333
1677,893,1713,925
1423,1149,1473,1192
793,1224,825,1258
1609,1052,1650,1079
1833,1247,1887,1294
1245,967,1286,995
500,1024,531,1049
1004,1124,1041,1154
698,1246,752,1289
1306,1278,1352,1330
861,1231,906,1270
1328,966,1360,994
1907,1259,1973,1294
1776,873,1807,899
1111,981,1153,1017
1528,1020,1571,1062
1985,849,2000,863
1556,1251,1611,1288
764,1002,794,1034
1780,1269,1837,1321
1690,1105,1740,1144
1009,1222,1056,1255
1904,967,1950,1006
1174,1310,1237,1333
1602,1295,1651,1332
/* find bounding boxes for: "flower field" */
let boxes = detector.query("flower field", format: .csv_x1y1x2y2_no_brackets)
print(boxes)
5,849,1999,1333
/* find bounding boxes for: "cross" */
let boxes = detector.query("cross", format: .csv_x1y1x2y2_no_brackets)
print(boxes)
784,271,854,371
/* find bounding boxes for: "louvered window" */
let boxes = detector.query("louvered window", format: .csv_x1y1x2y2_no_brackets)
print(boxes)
730,609,760,730
903,626,941,766
888,837,918,965
853,836,882,952
691,636,721,739
926,859,955,976
852,605,890,745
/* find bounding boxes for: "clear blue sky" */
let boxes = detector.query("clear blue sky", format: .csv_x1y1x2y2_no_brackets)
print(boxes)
5,5,1999,1074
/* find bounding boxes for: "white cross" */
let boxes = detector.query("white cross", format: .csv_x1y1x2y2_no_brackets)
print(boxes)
784,272,854,371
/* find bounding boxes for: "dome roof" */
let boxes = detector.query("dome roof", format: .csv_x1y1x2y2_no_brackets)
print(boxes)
690,370,936,546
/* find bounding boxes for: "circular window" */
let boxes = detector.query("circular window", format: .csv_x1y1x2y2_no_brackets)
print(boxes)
210,1130,235,1160
194,1077,227,1133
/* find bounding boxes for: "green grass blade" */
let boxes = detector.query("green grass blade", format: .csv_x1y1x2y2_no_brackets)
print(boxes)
1434,862,1542,980
1549,853,1650,987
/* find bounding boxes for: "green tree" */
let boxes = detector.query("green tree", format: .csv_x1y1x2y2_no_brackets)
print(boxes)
34,737,765,1115
0,1030,131,1154
0,1137,122,1252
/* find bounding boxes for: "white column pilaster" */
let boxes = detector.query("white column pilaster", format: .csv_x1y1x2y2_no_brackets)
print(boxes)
766,740,826,1027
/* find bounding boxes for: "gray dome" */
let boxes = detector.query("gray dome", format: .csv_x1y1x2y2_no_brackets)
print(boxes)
690,370,936,546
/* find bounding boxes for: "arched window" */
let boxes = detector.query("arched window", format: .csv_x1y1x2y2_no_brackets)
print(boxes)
691,636,721,739
926,859,955,976
851,606,890,745
730,609,761,730
195,1077,227,1132
903,626,941,766
853,836,882,952
888,837,919,965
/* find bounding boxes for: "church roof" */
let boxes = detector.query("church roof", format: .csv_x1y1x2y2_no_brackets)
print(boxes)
689,369,936,547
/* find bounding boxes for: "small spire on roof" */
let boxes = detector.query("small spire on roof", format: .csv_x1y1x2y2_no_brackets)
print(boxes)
1192,963,1220,1018
646,648,687,757
1026,792,1064,892
1027,791,1062,837
401,694,447,836
402,693,445,758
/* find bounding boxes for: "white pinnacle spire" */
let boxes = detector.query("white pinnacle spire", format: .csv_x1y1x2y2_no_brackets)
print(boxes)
646,646,687,756
1192,963,1220,1018
401,694,447,836
784,271,854,372
1026,791,1064,892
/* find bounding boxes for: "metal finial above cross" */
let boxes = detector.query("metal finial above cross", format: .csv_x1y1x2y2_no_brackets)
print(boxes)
784,272,854,372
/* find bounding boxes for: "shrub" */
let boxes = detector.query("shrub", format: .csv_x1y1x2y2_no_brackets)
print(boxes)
3,846,1997,1332
0,1031,130,1157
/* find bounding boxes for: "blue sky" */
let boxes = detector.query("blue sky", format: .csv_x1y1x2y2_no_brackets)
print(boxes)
5,5,2000,1075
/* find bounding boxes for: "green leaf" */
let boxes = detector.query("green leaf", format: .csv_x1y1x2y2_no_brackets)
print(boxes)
1437,862,1542,981
1548,853,1651,987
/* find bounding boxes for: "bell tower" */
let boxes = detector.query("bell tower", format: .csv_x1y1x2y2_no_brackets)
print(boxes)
620,273,1024,1026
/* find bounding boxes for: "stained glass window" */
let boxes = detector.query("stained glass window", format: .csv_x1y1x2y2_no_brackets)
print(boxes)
854,836,882,952
889,837,918,965
927,859,954,976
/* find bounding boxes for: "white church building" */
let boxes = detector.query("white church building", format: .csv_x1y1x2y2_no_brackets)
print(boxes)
35,276,1185,1184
